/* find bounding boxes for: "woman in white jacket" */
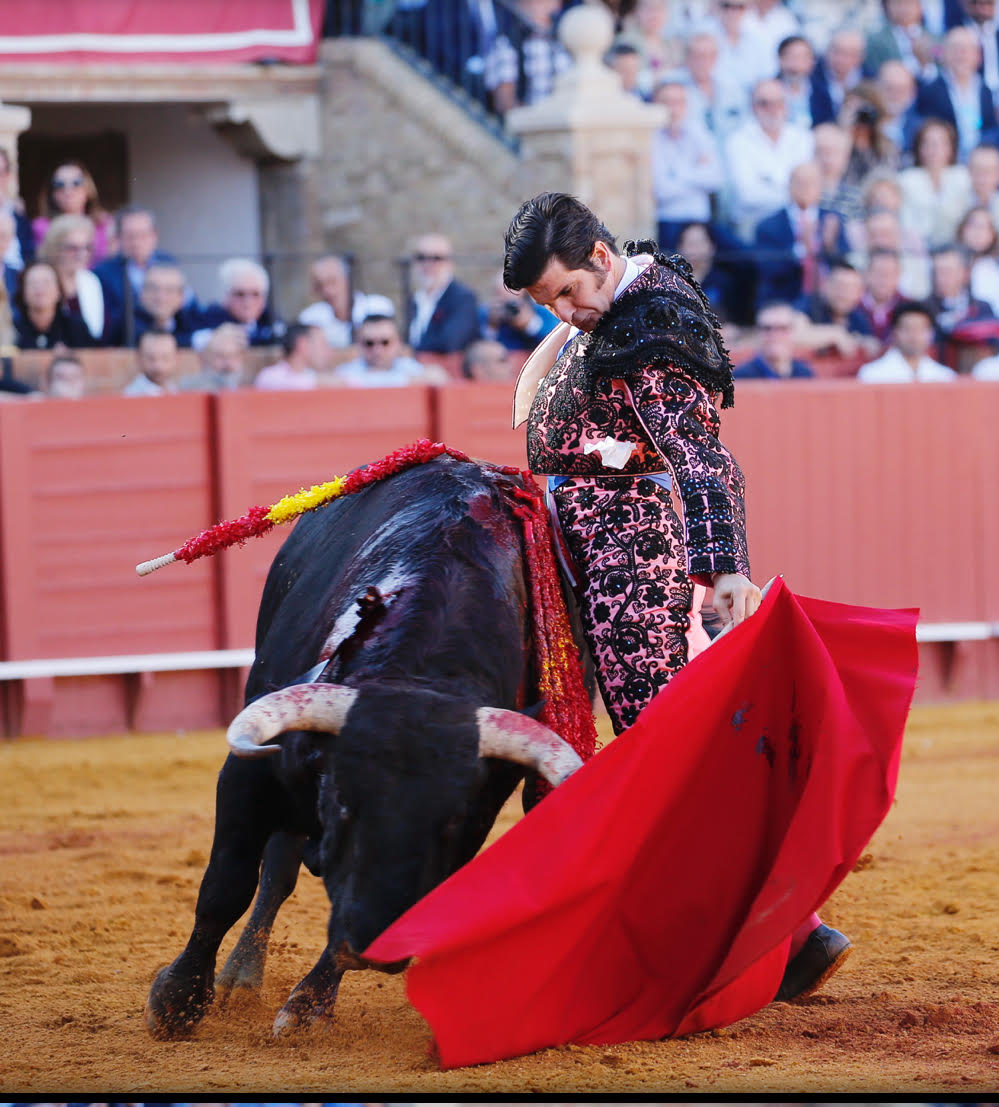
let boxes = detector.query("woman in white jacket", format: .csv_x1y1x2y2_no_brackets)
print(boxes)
39,212,108,343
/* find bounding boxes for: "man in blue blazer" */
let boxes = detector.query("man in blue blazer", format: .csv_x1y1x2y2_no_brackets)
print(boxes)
754,161,849,309
94,206,178,346
407,232,481,354
914,25,999,154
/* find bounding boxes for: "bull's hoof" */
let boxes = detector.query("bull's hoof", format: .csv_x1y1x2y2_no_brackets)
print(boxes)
145,964,214,1040
271,992,336,1037
214,959,264,1008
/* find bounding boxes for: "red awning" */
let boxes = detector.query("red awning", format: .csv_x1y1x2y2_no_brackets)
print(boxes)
0,0,324,65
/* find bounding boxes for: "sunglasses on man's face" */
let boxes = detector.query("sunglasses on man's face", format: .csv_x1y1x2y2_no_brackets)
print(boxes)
362,337,393,347
53,176,85,190
231,288,264,299
414,253,451,263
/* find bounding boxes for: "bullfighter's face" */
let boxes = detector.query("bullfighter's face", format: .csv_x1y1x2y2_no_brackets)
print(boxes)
525,240,621,333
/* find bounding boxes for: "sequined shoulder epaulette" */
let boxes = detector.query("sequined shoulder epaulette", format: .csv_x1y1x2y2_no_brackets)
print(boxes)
583,240,736,409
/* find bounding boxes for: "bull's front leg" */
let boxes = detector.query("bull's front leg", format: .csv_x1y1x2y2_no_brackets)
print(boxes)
146,757,277,1039
215,830,306,1004
272,947,346,1036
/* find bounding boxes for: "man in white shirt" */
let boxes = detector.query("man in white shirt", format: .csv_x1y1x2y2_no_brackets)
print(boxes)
122,328,181,396
723,77,814,239
298,253,396,348
332,314,449,387
857,300,958,381
651,79,725,249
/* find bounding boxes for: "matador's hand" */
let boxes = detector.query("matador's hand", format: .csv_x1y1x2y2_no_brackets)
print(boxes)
711,572,762,627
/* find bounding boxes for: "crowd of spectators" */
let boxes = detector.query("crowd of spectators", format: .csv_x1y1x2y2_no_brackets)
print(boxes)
10,0,999,398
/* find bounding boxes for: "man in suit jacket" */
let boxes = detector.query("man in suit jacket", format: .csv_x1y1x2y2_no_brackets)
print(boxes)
407,232,481,354
915,25,999,157
809,28,865,125
93,206,177,346
864,0,940,78
754,161,849,308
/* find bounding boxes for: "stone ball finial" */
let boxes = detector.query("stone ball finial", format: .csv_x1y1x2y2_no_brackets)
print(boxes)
558,3,615,63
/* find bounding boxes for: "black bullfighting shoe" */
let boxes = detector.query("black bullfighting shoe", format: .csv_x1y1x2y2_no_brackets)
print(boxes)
774,924,852,1002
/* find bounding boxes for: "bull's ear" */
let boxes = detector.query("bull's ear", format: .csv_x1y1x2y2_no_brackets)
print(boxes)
522,699,547,720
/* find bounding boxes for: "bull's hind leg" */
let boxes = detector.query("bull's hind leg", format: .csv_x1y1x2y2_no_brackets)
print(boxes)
215,830,306,1004
272,948,345,1036
146,757,277,1039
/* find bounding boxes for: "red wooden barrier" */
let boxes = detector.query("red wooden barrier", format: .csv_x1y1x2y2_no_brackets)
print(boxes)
1,380,996,737
213,387,434,651
0,395,221,735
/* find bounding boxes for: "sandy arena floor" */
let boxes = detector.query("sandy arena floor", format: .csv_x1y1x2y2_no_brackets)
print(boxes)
1,701,998,1096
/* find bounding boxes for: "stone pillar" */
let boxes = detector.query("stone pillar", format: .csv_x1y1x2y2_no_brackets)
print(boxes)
0,102,32,199
505,4,665,244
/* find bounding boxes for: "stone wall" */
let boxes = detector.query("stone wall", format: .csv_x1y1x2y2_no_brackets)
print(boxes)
318,38,529,311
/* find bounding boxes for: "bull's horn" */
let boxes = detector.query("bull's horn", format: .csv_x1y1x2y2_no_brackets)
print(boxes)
227,683,359,758
475,707,584,787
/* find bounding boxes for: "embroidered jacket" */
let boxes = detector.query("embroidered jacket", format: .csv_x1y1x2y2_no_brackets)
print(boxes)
526,257,750,583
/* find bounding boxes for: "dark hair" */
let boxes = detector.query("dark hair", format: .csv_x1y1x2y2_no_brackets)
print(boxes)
777,34,812,56
138,326,176,347
281,321,316,355
503,192,618,291
115,204,157,236
913,117,958,166
890,299,934,328
14,259,64,315
358,313,395,328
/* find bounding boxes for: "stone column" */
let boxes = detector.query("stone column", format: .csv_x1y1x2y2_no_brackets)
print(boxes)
505,4,665,244
0,102,32,199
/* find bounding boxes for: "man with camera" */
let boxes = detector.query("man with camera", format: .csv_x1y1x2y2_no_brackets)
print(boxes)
480,268,559,351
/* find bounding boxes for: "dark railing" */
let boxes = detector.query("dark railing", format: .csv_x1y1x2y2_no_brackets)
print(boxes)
323,0,543,147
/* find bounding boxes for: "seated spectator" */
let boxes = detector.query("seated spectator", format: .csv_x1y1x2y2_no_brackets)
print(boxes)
967,142,999,227
898,119,973,248
651,79,725,251
122,328,181,395
39,214,109,343
926,242,996,345
606,42,645,97
811,27,865,125
44,353,86,400
0,209,22,299
298,254,395,348
696,0,771,101
331,314,448,387
858,247,906,342
838,82,899,183
178,323,250,392
812,122,864,228
93,207,177,347
851,174,932,295
776,34,820,130
680,31,749,139
675,221,744,324
482,0,570,115
0,147,33,271
254,323,328,391
724,77,814,239
956,204,999,313
463,338,516,380
755,160,849,308
876,60,920,160
32,160,113,263
13,260,94,350
613,0,677,98
863,0,939,79
734,300,816,378
795,259,883,357
407,233,481,354
744,0,801,71
856,299,957,380
192,258,285,349
135,264,198,348
914,26,999,160
481,270,558,350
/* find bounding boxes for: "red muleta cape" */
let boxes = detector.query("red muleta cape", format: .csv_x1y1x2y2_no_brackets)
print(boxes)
365,577,919,1068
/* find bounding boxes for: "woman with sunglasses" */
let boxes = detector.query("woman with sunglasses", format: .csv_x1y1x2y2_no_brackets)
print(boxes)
38,214,110,343
32,161,113,263
13,259,95,351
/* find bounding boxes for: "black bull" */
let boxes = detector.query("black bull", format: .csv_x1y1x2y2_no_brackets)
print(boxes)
146,455,585,1038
